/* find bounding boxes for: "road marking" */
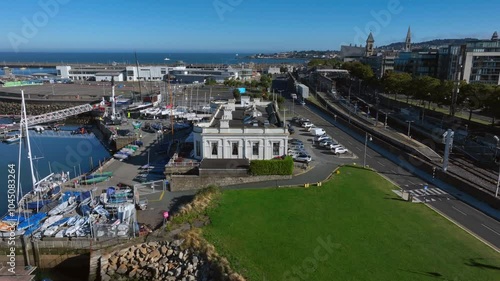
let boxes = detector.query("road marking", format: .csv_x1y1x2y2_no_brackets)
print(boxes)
149,190,165,202
452,206,468,216
347,140,352,145
356,147,362,151
367,154,373,158
482,224,500,236
377,161,385,167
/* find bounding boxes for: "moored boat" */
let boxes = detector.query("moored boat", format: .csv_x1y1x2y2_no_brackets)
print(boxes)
3,133,20,143
132,121,142,129
80,176,109,185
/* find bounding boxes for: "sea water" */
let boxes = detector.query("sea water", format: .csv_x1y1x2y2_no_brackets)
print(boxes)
0,124,110,215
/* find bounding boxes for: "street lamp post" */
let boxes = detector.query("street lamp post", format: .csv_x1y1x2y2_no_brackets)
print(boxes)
364,132,372,167
496,165,500,197
406,120,414,137
494,136,499,160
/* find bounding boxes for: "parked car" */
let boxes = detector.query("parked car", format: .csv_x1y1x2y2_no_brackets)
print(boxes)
294,153,312,163
302,122,313,128
288,139,304,145
288,150,303,157
288,126,295,134
288,138,303,145
289,144,305,150
332,146,348,154
311,128,326,136
319,139,336,147
328,143,342,150
315,134,331,142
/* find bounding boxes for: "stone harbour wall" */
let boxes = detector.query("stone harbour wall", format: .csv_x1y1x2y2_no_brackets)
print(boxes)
169,174,292,192
100,240,212,281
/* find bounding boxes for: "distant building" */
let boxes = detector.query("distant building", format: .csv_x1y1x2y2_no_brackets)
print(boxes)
296,83,310,98
339,45,366,62
192,99,288,160
57,65,125,81
363,51,396,78
462,33,500,84
56,64,254,84
264,67,281,75
394,50,440,77
440,31,500,85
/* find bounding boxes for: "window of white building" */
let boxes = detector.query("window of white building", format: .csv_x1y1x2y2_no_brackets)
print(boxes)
211,142,218,156
272,142,280,156
252,142,259,156
232,142,239,156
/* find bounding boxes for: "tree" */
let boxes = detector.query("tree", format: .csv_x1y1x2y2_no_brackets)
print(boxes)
342,61,374,81
485,85,500,124
382,71,411,100
412,76,440,105
232,89,241,100
205,78,217,85
280,66,289,73
460,83,490,120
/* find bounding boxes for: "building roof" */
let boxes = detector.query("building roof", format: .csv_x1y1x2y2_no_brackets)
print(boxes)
340,45,365,58
210,103,280,129
367,32,374,42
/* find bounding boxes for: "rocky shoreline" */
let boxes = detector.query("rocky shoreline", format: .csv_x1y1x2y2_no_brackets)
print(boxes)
0,101,78,116
101,240,214,281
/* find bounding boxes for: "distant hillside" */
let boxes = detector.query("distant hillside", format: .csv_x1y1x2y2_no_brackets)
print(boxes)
379,38,478,50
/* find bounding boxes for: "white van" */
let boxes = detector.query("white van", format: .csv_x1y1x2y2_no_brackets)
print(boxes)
311,128,326,136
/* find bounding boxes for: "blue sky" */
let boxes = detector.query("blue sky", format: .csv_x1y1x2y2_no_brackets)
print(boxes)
0,0,498,52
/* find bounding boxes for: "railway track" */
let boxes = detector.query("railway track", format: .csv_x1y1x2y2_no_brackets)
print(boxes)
449,155,498,194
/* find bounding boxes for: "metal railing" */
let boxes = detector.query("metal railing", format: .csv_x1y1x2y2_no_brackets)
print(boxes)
24,104,94,126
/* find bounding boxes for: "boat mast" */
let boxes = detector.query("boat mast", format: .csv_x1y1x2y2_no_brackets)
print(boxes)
21,90,37,193
111,77,116,119
169,72,174,136
134,52,142,103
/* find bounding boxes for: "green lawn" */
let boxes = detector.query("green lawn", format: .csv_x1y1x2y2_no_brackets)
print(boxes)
203,166,500,281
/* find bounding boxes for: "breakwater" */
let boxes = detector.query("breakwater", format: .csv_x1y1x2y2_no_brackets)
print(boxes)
0,101,81,116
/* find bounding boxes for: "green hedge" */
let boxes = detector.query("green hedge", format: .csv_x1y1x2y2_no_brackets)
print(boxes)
249,156,294,175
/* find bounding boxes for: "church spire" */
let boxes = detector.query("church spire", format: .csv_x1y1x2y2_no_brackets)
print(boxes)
492,31,499,41
405,26,411,52
365,32,374,57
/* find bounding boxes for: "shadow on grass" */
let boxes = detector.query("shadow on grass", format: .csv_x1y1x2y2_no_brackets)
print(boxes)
384,197,407,202
399,269,444,279
465,258,500,271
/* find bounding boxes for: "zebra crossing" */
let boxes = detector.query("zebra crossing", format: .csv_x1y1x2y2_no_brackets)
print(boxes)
409,187,449,202
410,187,447,197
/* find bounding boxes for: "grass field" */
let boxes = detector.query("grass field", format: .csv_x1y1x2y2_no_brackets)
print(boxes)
203,166,500,281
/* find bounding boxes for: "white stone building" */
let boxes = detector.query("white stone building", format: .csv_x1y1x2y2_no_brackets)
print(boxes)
192,99,289,160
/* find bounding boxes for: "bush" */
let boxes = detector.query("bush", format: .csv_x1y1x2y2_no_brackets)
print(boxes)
249,156,293,175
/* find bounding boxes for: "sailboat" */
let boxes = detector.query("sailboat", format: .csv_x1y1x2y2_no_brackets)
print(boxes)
164,57,170,61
